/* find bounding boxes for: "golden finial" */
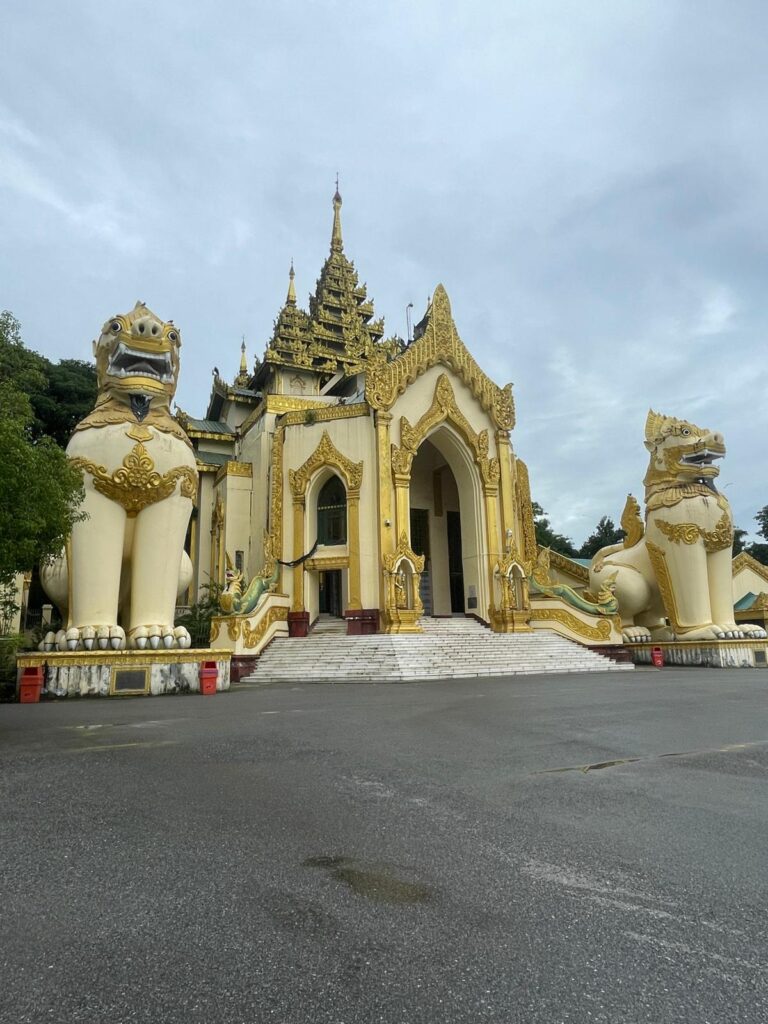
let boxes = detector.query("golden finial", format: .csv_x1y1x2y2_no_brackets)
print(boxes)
239,336,248,376
286,260,297,305
331,176,343,252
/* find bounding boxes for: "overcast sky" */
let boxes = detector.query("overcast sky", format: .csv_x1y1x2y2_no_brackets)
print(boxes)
2,0,767,545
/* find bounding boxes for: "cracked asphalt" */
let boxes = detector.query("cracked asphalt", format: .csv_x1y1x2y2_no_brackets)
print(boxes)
1,666,767,1023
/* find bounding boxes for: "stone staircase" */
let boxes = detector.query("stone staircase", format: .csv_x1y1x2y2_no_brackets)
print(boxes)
239,616,633,684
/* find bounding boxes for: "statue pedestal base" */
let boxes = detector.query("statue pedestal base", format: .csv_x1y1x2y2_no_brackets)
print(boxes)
15,649,231,698
629,640,768,669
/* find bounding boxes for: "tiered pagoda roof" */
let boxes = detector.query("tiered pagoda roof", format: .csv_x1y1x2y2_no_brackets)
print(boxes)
262,189,403,379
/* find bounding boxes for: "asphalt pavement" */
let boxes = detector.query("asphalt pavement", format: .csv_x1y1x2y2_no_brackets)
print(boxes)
1,667,767,1023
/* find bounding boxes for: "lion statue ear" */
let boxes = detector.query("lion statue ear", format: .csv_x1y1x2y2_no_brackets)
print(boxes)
644,409,665,450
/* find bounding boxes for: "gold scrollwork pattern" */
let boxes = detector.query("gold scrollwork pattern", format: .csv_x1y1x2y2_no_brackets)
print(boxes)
515,459,538,566
390,374,500,491
365,284,514,430
532,607,613,641
70,442,197,518
653,512,733,553
242,606,289,649
288,430,363,497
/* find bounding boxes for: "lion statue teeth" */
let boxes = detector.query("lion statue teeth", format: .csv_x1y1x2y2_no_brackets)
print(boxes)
39,302,198,652
589,410,767,643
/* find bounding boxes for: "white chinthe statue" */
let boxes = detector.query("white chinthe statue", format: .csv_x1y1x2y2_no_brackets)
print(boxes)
589,410,766,643
40,303,197,652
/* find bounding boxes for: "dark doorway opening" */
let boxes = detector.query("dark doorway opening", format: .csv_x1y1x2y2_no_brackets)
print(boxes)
447,510,465,613
319,569,343,617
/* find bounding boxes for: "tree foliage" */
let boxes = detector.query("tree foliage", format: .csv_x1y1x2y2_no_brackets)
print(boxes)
0,366,86,589
0,310,97,447
532,502,577,558
577,516,625,560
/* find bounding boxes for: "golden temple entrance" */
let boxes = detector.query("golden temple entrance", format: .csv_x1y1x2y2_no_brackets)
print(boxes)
408,433,482,616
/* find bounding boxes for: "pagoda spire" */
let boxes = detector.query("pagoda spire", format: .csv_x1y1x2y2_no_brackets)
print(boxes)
331,176,343,253
286,260,297,305
239,337,248,376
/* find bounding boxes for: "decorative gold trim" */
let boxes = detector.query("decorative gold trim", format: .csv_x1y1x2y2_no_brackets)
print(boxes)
546,548,589,583
515,459,538,566
365,284,514,431
16,650,231,667
70,442,197,518
289,430,363,497
282,403,370,426
242,605,289,649
214,460,253,485
732,551,768,586
381,531,425,633
390,373,500,491
531,606,613,641
306,556,349,571
645,540,684,633
186,430,236,441
270,427,285,593
126,424,153,442
621,494,645,548
654,512,732,553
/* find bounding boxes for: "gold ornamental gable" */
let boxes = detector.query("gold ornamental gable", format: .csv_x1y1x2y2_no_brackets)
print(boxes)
365,284,514,431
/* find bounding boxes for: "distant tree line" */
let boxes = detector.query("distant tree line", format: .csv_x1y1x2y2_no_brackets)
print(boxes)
533,501,768,566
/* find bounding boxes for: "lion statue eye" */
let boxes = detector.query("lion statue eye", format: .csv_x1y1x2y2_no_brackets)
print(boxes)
169,331,178,342
110,321,121,333
681,428,690,436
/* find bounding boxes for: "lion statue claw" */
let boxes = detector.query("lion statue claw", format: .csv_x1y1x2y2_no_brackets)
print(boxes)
40,303,198,652
590,411,767,643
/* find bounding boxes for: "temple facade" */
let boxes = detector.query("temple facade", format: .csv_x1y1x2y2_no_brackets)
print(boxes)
177,189,554,646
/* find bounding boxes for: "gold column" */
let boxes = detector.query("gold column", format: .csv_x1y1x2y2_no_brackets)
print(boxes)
394,477,411,540
270,426,285,594
483,483,501,619
496,430,516,541
347,488,362,609
218,523,225,586
375,411,395,583
291,496,305,611
187,515,198,603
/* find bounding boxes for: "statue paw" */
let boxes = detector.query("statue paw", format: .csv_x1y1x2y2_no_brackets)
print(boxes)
622,626,652,643
58,625,125,651
128,625,191,650
734,623,767,640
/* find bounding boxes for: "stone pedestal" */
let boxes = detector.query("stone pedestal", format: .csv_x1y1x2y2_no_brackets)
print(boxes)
287,611,310,637
629,640,768,668
16,650,231,698
345,609,379,635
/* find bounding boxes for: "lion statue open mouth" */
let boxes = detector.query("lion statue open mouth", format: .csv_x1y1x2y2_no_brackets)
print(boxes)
589,410,766,643
40,302,198,652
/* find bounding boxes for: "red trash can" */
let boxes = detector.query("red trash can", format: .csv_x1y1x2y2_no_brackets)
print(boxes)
650,646,664,668
199,661,218,695
19,665,44,703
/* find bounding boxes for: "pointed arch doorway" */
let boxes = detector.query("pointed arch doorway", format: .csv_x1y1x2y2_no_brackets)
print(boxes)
407,427,486,617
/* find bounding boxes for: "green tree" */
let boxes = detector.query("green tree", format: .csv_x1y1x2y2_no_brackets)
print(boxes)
531,502,577,558
33,359,98,447
732,528,748,556
578,516,625,560
0,310,97,447
0,381,85,588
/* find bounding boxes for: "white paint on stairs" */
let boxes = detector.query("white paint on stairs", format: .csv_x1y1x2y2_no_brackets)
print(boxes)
239,616,633,684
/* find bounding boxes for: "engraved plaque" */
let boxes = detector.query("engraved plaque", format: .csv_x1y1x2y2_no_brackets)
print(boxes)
112,668,149,694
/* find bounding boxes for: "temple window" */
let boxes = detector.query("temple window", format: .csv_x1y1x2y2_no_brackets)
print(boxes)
317,475,347,545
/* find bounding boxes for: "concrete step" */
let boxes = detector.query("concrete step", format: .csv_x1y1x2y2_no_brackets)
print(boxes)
239,618,632,684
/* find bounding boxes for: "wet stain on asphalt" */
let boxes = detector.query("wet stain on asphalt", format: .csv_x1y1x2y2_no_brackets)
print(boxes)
303,855,436,905
534,739,767,775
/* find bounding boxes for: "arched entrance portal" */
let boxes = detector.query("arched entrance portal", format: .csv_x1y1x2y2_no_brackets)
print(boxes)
408,426,487,617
